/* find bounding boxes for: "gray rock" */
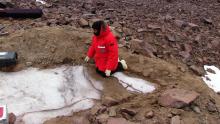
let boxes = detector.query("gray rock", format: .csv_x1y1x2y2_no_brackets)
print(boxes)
207,102,217,112
166,34,176,42
174,20,187,28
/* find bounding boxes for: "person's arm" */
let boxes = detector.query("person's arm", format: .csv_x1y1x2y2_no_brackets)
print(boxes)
106,39,118,71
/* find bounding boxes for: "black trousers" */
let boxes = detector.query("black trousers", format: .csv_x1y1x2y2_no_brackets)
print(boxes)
96,62,124,77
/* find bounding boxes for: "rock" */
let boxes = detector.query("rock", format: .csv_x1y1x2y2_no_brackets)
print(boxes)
174,20,187,28
136,3,143,6
179,51,190,59
72,116,90,124
147,24,161,30
8,113,16,124
0,32,9,36
123,27,132,36
96,1,105,6
189,65,205,76
26,62,33,67
211,38,220,47
102,96,119,107
0,0,13,8
120,108,137,117
130,39,156,58
78,18,89,28
177,66,186,73
164,15,174,22
171,109,183,115
0,24,5,31
137,28,147,33
206,102,217,112
97,114,109,124
166,34,176,42
194,35,201,43
191,105,201,114
134,111,145,121
202,18,213,24
145,111,154,119
158,89,200,108
107,118,138,124
90,104,107,115
109,107,117,117
206,68,216,74
187,23,199,30
171,116,181,124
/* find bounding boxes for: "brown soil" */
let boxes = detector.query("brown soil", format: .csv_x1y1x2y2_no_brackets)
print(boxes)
0,26,219,124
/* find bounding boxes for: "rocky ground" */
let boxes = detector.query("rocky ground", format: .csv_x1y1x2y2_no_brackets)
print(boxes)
0,0,220,124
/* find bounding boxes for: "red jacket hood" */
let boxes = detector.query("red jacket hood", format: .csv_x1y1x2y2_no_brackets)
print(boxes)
94,25,111,38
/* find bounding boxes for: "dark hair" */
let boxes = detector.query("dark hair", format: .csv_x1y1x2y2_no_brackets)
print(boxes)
92,20,106,36
92,20,106,31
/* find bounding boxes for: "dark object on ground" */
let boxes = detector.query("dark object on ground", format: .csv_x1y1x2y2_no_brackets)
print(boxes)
0,9,43,18
0,52,17,67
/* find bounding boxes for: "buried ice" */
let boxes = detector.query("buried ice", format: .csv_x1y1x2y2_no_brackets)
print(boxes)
0,66,155,124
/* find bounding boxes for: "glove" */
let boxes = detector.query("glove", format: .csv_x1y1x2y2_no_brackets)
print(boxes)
84,56,90,62
105,70,111,77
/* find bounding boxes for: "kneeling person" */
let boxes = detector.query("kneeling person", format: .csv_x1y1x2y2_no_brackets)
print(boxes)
85,20,127,77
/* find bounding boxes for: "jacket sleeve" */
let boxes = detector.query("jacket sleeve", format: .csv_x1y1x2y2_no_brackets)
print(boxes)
87,37,96,58
106,39,118,71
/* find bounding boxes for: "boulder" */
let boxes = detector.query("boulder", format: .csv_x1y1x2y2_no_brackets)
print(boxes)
158,89,199,108
130,39,156,57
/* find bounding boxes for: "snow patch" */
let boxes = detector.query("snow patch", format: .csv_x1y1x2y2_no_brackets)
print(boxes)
0,66,102,124
202,65,220,92
36,0,46,5
113,72,156,93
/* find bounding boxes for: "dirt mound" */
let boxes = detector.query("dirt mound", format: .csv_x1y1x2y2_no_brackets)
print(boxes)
0,26,92,69
1,26,219,124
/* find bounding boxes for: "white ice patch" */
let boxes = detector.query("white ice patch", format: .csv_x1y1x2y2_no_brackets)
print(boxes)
0,65,155,124
36,0,46,5
202,65,220,92
0,66,102,124
113,72,156,93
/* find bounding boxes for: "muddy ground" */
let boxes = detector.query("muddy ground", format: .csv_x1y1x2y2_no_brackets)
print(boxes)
0,0,220,124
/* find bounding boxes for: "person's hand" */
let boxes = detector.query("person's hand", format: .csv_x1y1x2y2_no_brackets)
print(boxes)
105,70,111,77
84,56,90,62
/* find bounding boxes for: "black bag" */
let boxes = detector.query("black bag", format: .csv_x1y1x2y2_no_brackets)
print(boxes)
0,9,43,18
0,52,17,67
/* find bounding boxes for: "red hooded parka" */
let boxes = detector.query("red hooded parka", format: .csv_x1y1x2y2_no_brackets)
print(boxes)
87,26,118,72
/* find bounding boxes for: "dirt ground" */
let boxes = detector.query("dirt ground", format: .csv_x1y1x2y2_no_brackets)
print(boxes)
0,26,220,124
